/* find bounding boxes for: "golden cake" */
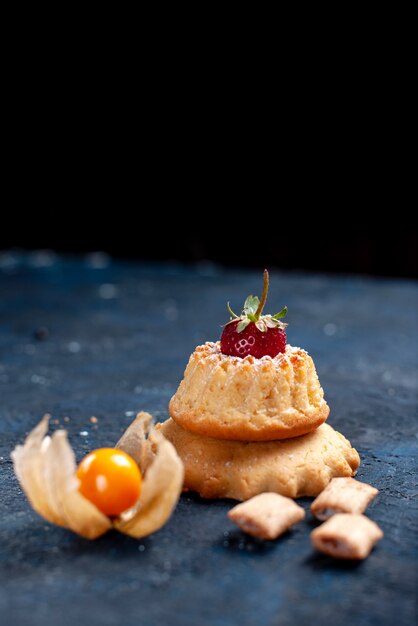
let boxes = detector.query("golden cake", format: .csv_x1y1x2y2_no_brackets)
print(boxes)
158,418,360,500
169,341,329,441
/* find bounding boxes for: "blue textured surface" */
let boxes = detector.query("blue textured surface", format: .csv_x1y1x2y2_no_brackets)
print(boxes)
0,253,417,626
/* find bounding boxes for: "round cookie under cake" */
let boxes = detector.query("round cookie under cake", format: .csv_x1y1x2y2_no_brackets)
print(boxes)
158,419,360,501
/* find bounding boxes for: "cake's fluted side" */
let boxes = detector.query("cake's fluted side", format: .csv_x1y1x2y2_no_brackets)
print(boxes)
169,342,330,441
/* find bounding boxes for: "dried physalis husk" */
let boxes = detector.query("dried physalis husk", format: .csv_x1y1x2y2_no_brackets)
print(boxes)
11,412,184,540
114,413,184,538
115,410,153,472
11,415,111,539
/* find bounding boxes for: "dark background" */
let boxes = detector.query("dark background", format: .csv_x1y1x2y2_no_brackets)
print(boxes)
1,211,417,278
3,35,416,280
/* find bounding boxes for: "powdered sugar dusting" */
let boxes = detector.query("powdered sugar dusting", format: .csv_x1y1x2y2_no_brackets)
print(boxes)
198,341,306,369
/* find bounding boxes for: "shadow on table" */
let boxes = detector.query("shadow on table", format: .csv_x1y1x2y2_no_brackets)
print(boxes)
64,529,151,556
215,527,306,556
180,491,236,507
305,552,364,571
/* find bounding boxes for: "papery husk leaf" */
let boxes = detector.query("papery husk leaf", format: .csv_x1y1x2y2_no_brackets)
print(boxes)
11,415,64,525
114,430,184,539
115,411,153,473
45,430,111,539
12,417,111,539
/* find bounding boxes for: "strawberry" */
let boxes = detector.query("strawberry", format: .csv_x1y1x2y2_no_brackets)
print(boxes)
220,270,287,359
221,320,286,358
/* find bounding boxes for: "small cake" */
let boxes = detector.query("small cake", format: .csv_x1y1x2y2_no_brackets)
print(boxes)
169,342,329,441
169,270,329,441
158,418,360,500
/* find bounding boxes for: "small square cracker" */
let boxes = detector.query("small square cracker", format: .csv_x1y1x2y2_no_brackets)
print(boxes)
228,492,305,540
311,477,378,520
311,513,383,559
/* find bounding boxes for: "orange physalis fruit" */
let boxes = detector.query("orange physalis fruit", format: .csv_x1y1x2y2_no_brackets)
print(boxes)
76,448,142,516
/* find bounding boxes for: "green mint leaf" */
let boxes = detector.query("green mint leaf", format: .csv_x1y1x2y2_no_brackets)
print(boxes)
237,319,251,333
243,295,259,315
272,306,288,319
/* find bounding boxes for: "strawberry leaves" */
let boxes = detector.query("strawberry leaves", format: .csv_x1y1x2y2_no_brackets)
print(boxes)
273,306,288,319
243,295,260,316
225,270,288,334
237,319,251,332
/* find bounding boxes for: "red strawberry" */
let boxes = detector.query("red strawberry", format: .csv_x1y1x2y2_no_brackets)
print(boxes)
220,270,288,359
221,320,286,358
